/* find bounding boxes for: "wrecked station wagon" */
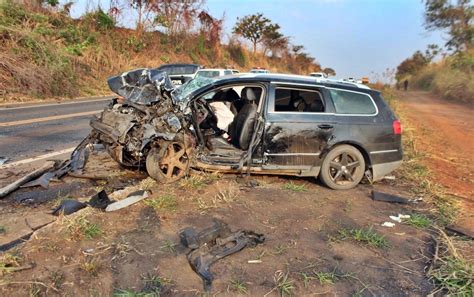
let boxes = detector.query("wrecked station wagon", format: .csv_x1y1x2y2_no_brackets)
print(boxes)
89,69,402,190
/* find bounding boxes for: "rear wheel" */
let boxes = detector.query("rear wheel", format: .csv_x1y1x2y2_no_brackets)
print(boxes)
146,141,190,183
320,145,365,190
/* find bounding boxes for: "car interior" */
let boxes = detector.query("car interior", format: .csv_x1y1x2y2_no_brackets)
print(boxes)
274,88,325,112
193,84,264,164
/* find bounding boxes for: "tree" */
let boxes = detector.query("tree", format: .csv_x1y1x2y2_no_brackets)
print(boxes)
424,0,473,52
233,13,271,53
129,0,156,34
198,10,224,47
395,50,431,81
262,23,289,57
323,67,336,76
153,0,203,36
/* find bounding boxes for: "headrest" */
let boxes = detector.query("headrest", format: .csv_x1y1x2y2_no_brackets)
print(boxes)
241,87,261,101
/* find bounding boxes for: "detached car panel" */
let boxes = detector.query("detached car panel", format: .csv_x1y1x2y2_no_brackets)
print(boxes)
87,70,402,190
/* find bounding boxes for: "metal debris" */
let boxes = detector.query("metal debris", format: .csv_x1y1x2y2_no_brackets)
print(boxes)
372,191,409,204
0,161,56,199
105,190,150,212
51,199,87,216
180,219,265,291
87,190,113,210
0,157,8,165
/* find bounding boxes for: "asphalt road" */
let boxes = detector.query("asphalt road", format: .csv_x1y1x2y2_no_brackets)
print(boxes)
0,97,113,167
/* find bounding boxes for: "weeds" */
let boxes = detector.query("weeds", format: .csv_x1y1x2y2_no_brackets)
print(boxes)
273,244,288,255
282,181,306,192
228,279,248,294
114,273,173,296
0,252,22,275
0,226,5,234
337,227,389,249
274,271,295,296
80,257,101,276
144,194,177,211
180,175,206,189
404,213,432,228
49,270,65,290
300,272,315,288
64,215,102,240
314,271,338,285
160,239,177,255
215,188,237,204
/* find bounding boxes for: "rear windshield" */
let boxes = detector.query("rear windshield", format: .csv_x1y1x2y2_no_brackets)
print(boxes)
195,70,220,78
158,65,198,75
329,89,376,115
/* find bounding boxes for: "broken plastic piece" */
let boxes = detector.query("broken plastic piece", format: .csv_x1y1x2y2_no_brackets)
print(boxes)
390,214,410,223
372,191,409,204
382,222,396,228
180,220,265,291
51,200,87,216
105,190,150,212
0,157,8,165
87,190,113,210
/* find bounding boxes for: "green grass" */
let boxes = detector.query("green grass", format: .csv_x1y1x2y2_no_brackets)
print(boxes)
273,244,289,255
282,181,307,192
430,256,473,296
338,227,389,249
0,226,5,234
404,213,432,229
160,239,176,255
276,273,295,296
65,216,102,240
314,271,338,285
144,194,177,211
180,175,206,189
228,279,248,294
114,274,173,296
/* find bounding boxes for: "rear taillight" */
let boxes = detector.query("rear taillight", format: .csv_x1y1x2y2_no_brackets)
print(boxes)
393,119,402,135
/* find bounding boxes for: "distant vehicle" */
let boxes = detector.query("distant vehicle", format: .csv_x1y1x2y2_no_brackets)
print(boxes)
157,63,201,85
229,69,240,74
250,67,269,74
194,69,234,78
344,77,356,83
309,72,328,78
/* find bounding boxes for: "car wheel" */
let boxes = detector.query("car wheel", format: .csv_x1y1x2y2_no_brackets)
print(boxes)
146,142,189,183
320,145,365,190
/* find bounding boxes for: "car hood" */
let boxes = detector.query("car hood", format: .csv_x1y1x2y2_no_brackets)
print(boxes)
107,68,175,105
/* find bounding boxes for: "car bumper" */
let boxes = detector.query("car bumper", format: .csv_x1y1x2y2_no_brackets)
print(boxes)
372,160,402,181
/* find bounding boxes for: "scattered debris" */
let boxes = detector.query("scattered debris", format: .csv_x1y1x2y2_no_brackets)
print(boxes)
383,175,396,180
0,156,8,165
390,214,411,223
87,190,113,210
105,190,150,212
0,161,56,199
382,222,396,228
371,191,409,204
51,200,87,216
247,259,262,264
445,225,474,239
180,219,265,291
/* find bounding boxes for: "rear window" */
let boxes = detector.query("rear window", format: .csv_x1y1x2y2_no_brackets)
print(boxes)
158,65,198,75
329,89,376,114
195,71,220,78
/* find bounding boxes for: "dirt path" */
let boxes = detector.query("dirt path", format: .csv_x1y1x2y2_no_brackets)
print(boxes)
399,91,474,228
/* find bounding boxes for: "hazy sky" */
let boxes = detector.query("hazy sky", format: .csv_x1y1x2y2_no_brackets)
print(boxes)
65,0,445,81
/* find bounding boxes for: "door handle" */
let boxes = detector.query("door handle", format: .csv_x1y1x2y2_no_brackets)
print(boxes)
318,124,334,129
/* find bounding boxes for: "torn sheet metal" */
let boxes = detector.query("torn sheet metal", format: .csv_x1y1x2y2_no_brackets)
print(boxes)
371,191,409,204
180,219,265,291
105,190,150,212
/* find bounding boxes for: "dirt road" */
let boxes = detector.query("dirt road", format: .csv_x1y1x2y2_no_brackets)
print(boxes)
399,91,474,227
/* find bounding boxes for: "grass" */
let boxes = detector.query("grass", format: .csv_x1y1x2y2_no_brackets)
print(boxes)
274,271,295,296
273,244,289,255
180,175,206,189
49,270,65,290
314,271,338,285
281,181,307,192
228,279,248,294
0,252,22,275
337,227,389,249
404,213,432,229
430,256,473,296
64,215,102,240
114,273,173,296
143,194,177,211
160,239,176,255
215,188,238,204
0,226,5,234
80,257,101,276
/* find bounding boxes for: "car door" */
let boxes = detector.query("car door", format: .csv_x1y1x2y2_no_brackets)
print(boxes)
262,83,336,170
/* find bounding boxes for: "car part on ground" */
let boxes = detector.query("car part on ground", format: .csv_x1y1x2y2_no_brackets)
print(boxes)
51,199,87,216
371,191,409,204
180,219,265,291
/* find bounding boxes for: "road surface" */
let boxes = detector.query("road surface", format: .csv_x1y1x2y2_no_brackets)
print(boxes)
0,97,112,169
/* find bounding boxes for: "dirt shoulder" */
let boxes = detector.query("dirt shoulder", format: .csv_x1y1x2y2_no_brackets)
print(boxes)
398,91,474,230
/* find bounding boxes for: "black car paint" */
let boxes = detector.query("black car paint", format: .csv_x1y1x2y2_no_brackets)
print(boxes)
187,75,402,174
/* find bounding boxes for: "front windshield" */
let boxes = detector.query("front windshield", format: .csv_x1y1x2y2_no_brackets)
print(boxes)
171,76,216,102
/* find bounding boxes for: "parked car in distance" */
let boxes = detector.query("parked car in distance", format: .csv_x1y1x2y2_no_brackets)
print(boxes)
93,71,403,190
157,63,201,85
309,72,328,78
194,69,233,78
250,67,269,74
229,69,240,74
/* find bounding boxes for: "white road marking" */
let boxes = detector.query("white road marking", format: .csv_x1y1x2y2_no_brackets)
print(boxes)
0,110,102,127
0,147,75,170
0,97,112,111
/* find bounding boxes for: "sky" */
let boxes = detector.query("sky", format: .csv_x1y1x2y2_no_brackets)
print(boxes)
65,0,446,81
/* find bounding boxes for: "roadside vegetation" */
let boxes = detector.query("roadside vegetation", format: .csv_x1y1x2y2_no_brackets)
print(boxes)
395,0,473,103
0,0,329,102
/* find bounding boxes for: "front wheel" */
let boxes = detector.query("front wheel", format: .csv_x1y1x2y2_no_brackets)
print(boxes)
146,142,190,183
319,145,365,190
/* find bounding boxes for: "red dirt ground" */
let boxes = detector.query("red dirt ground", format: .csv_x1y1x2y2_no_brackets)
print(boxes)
399,91,474,231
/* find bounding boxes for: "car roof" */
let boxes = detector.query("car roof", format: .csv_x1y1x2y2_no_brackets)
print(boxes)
158,63,200,67
197,68,230,71
211,73,372,91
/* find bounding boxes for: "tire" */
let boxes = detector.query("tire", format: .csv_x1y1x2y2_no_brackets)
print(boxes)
319,145,365,190
146,142,189,183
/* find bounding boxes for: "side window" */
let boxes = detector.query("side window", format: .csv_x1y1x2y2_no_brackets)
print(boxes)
274,88,325,112
329,89,376,115
224,70,232,75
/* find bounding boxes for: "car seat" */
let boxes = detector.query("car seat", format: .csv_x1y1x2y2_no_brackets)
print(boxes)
229,87,261,150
